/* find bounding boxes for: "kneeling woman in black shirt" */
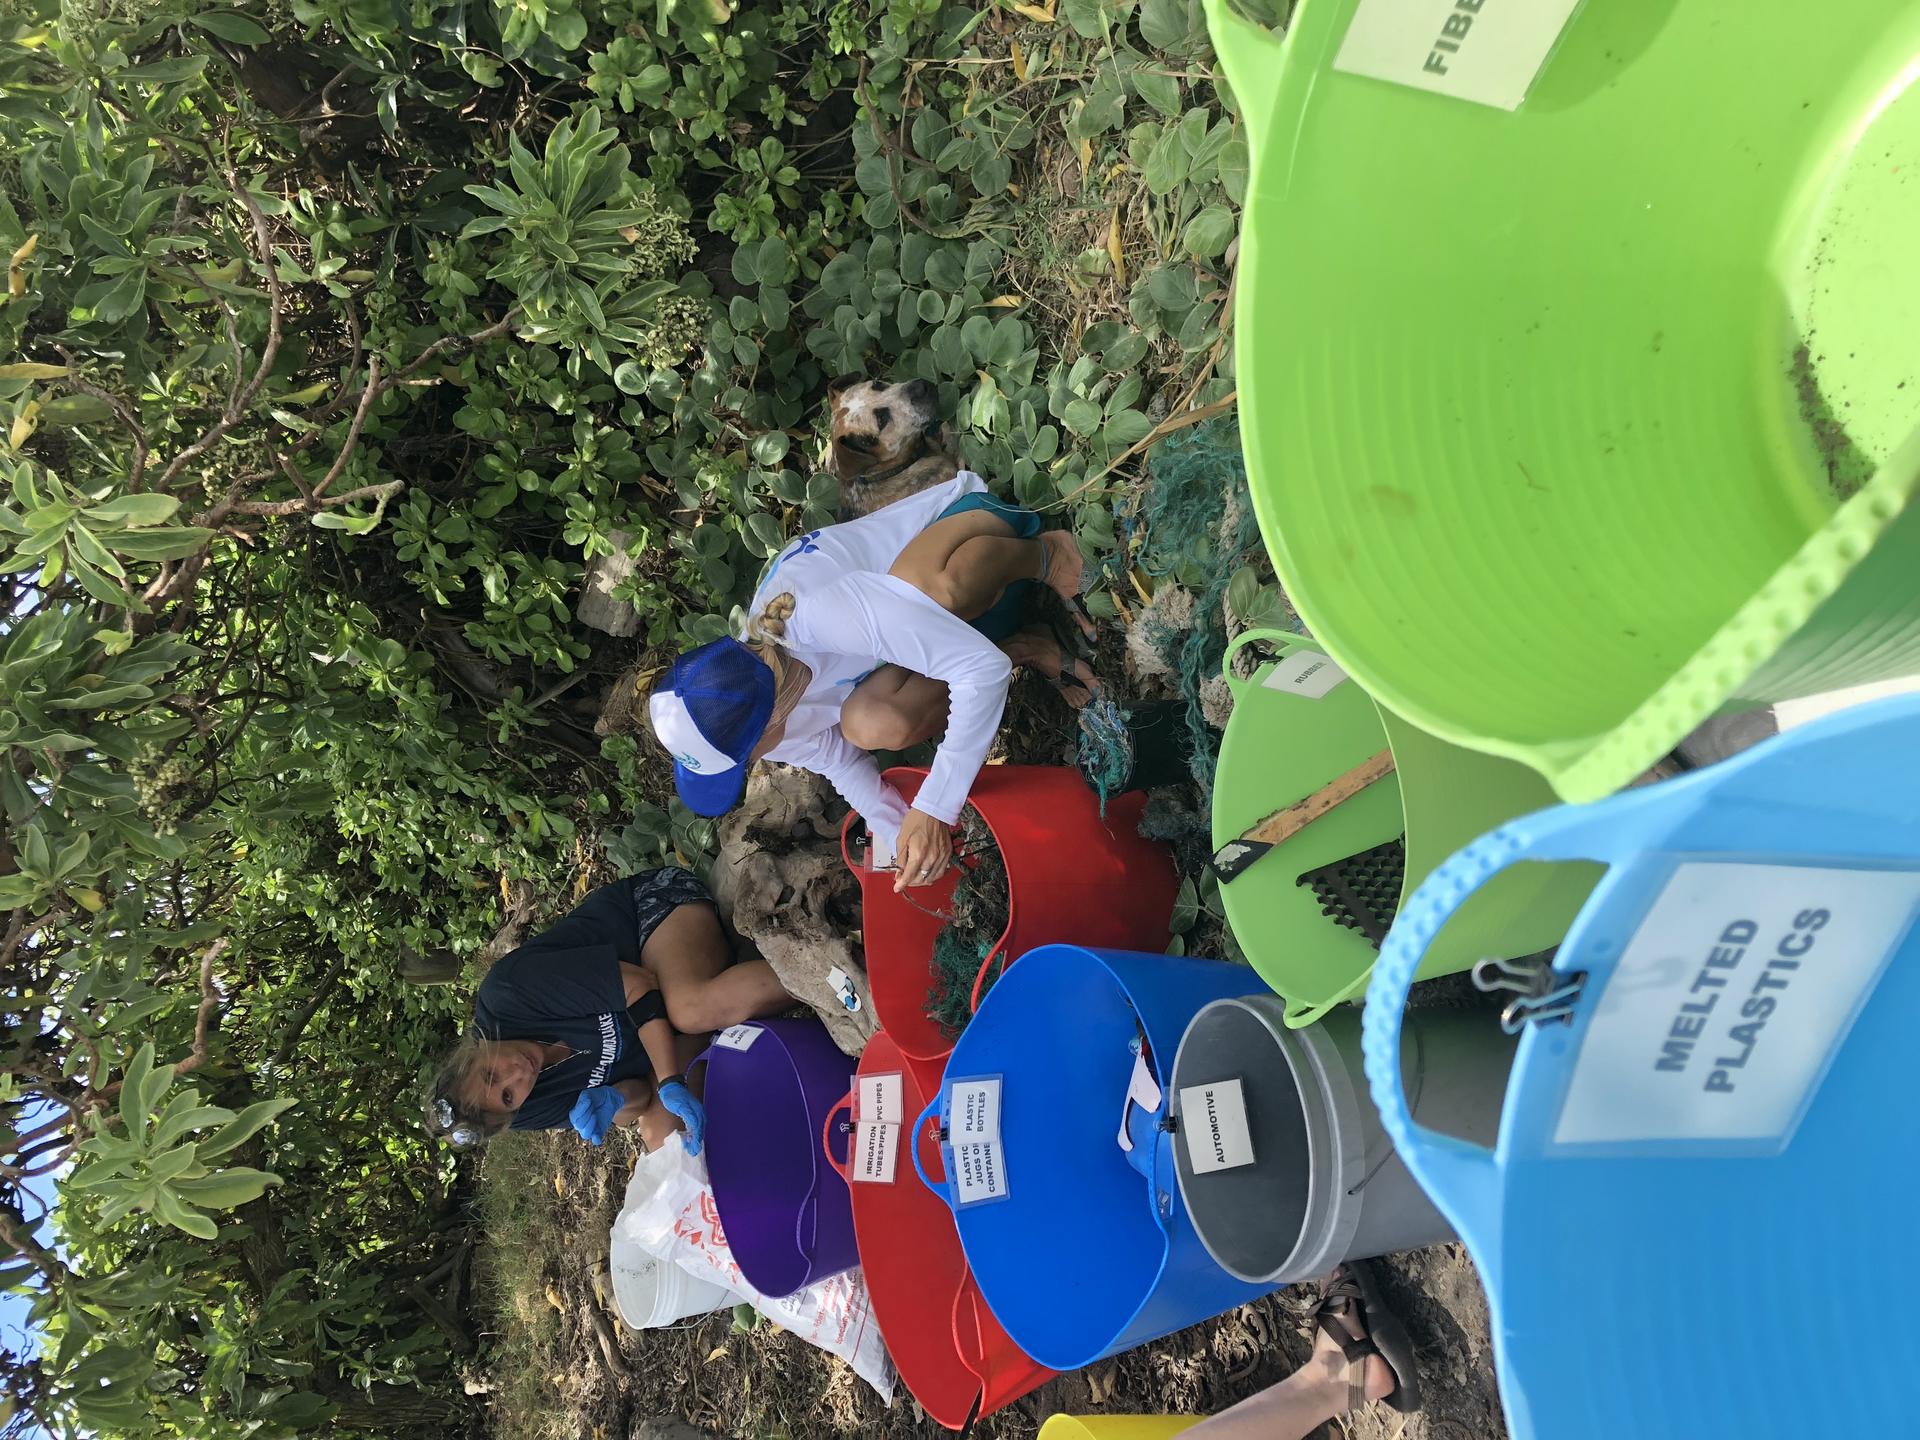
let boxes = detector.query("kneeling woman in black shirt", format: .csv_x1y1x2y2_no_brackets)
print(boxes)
425,868,789,1152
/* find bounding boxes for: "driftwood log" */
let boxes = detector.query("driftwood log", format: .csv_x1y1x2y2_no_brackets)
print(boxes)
709,768,875,1057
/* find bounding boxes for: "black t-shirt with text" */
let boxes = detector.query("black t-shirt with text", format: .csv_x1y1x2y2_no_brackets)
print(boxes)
473,881,652,1131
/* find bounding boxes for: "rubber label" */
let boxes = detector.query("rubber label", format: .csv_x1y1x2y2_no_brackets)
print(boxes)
1332,0,1582,111
1553,862,1920,1147
1261,650,1348,699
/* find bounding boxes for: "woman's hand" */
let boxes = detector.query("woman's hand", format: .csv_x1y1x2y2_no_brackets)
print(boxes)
570,1085,623,1146
892,809,954,893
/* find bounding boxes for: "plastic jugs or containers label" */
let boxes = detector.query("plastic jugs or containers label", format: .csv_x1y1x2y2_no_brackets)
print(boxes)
1553,860,1920,1149
1332,0,1583,109
947,1074,1010,1207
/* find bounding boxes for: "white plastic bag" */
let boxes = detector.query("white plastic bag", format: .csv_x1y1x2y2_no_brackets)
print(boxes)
613,1137,896,1403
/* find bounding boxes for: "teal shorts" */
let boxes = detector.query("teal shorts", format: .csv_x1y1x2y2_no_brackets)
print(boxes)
935,491,1043,642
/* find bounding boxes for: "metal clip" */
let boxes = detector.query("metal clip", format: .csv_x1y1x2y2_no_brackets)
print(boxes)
1472,955,1587,1034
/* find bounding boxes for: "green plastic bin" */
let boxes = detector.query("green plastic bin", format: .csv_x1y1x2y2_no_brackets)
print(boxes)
1203,0,1920,802
1212,631,1595,1026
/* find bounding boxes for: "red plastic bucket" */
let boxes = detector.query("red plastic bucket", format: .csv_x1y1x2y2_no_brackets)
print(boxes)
822,1031,1055,1430
843,764,1180,1062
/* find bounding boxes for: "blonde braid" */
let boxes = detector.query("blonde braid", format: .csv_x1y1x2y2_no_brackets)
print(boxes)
746,593,798,688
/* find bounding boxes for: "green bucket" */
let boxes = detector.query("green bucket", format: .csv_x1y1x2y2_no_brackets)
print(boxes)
1203,0,1920,802
1210,631,1596,1026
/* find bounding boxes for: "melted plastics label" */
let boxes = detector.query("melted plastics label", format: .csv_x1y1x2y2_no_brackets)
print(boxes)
1180,1078,1257,1174
948,1076,1009,1206
1553,862,1920,1148
1262,650,1349,699
1332,0,1582,111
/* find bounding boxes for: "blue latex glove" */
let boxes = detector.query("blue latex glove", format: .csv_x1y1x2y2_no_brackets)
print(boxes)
569,1085,622,1146
658,1078,706,1157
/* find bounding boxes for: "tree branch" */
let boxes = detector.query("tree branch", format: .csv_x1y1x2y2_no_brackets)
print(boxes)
310,354,378,498
231,477,402,518
172,938,229,1078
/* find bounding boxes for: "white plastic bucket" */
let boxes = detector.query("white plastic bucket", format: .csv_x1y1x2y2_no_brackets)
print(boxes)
608,1230,733,1330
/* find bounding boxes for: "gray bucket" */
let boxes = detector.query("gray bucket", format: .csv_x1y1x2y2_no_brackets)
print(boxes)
1169,994,1512,1285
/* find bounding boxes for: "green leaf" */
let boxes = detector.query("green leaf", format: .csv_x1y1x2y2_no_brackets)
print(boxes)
105,527,214,561
1062,397,1102,438
119,1042,158,1142
151,1187,218,1240
84,494,181,527
1183,204,1236,260
193,11,272,44
1170,876,1199,934
171,1167,280,1210
915,290,946,324
612,361,648,394
749,432,790,467
1132,68,1183,118
1227,565,1260,623
0,363,69,380
196,1097,297,1161
37,394,118,427
1139,0,1191,50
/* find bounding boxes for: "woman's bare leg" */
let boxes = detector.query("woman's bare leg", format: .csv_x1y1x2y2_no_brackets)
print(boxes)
642,902,789,1038
1184,1299,1397,1440
889,511,1090,631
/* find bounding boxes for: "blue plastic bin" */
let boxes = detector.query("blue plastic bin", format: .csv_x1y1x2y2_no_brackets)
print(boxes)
1365,693,1920,1440
913,945,1273,1371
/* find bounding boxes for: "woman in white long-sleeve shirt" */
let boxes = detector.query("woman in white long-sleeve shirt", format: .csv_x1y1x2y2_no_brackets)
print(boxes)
647,471,1093,890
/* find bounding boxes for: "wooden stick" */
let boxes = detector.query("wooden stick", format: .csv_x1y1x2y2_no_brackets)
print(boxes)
1213,750,1397,881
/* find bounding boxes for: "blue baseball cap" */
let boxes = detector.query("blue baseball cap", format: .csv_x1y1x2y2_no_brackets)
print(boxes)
647,637,776,816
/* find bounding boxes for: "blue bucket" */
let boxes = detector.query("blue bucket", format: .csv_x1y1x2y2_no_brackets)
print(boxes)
1365,693,1920,1440
912,944,1273,1372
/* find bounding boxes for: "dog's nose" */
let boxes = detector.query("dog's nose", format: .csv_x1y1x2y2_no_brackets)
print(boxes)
904,378,937,405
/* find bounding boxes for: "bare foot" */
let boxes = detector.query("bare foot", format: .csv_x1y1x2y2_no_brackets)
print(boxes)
1036,530,1094,635
1002,627,1098,710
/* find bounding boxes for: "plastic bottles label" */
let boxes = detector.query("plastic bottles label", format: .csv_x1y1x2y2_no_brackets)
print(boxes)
948,1076,1009,1206
1332,0,1582,112
1553,861,1920,1148
1261,650,1348,699
1180,1078,1257,1174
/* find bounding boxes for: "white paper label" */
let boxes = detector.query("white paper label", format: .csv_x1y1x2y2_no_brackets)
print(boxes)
1180,1078,1258,1174
852,1118,900,1184
1261,650,1349,699
948,1077,1001,1143
713,1024,762,1052
1553,862,1920,1147
1332,0,1582,111
1116,1052,1163,1153
857,1072,904,1125
869,829,895,870
953,1138,1009,1205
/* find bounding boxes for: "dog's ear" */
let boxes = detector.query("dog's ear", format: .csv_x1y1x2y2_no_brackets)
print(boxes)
825,373,864,401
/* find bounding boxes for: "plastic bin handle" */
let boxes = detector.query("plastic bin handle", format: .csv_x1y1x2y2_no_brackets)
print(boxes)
910,1096,955,1209
968,928,1012,1015
951,1283,992,1377
820,1094,853,1182
1364,801,1640,1250
1198,0,1286,133
1220,625,1313,700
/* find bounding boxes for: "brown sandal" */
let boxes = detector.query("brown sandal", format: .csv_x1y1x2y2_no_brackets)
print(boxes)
1309,1260,1422,1415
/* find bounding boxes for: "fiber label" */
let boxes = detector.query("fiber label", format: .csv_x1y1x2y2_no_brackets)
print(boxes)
1332,0,1582,111
713,1024,761,1052
1553,862,1920,1147
1180,1078,1257,1174
1261,651,1348,699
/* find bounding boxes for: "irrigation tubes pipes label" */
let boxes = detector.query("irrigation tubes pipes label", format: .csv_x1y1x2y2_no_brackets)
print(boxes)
1262,650,1348,700
1179,1079,1257,1174
851,1072,905,1185
1552,862,1920,1150
1331,0,1583,111
948,1076,1010,1207
713,1024,761,1052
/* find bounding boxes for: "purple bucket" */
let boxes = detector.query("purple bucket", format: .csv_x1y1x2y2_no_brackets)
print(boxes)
701,1017,859,1298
